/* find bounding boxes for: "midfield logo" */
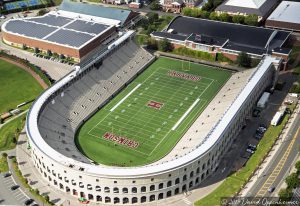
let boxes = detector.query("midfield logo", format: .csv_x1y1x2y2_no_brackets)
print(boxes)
147,100,164,110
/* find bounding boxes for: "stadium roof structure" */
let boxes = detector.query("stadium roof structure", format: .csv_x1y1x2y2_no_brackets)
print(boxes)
151,16,291,56
266,1,300,32
59,0,137,27
216,0,278,18
2,12,114,49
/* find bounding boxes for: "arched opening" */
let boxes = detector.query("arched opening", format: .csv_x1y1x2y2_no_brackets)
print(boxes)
158,193,164,200
65,186,70,193
105,196,111,203
167,180,172,187
114,197,120,204
175,178,180,184
141,196,146,203
54,180,57,185
132,187,137,193
150,195,155,202
150,185,155,191
175,187,179,194
80,192,85,198
104,187,110,193
96,186,101,191
122,187,128,193
182,184,187,192
88,194,93,200
183,175,187,181
167,190,172,197
132,197,138,204
201,173,205,180
96,195,102,202
195,177,199,184
59,183,64,190
159,183,164,189
189,181,193,188
123,197,129,204
196,167,200,174
73,189,77,196
141,186,146,192
190,171,194,178
113,187,119,193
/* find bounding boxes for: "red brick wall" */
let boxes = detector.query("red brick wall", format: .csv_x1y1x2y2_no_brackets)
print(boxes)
171,43,184,49
266,20,300,32
221,52,238,61
3,32,80,58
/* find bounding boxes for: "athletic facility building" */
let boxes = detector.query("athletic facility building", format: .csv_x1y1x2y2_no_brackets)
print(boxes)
151,16,291,66
25,27,284,204
215,0,278,21
1,0,139,62
266,1,300,32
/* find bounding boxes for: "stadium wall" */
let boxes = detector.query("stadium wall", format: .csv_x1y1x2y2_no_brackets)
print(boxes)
27,59,277,204
26,30,281,204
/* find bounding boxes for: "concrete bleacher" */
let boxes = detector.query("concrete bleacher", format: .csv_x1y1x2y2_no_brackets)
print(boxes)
38,41,154,163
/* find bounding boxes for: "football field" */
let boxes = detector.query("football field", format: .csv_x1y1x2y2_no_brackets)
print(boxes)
76,57,231,166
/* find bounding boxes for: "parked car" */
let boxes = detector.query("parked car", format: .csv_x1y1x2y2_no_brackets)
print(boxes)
246,148,255,154
10,185,19,190
24,199,34,205
3,172,11,178
248,144,257,150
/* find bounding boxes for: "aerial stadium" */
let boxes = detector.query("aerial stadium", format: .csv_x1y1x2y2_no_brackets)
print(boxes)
23,4,285,204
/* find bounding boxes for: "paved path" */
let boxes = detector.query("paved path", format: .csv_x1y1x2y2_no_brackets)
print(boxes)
0,109,28,129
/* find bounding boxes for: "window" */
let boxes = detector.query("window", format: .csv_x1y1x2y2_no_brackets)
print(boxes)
175,178,180,184
150,185,155,191
141,186,146,192
159,183,163,189
132,187,137,193
167,180,172,187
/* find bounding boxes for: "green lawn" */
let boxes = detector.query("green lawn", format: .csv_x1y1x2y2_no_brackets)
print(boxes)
0,59,43,114
76,57,231,166
0,114,26,151
0,156,9,173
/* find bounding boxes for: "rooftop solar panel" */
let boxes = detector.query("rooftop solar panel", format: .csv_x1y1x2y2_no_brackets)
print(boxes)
27,15,73,27
45,29,94,47
65,20,109,35
5,20,56,39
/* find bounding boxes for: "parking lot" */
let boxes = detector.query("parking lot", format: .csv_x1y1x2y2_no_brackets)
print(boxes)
0,172,36,205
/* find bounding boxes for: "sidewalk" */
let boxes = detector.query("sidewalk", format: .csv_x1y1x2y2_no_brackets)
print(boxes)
239,101,300,197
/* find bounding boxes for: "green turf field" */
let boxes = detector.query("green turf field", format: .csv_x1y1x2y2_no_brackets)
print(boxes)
0,59,43,114
76,57,231,166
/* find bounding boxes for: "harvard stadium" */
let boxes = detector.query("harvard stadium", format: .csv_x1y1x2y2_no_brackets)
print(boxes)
22,2,286,205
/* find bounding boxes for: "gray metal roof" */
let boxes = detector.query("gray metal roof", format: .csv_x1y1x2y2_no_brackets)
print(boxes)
59,0,132,26
65,20,109,35
267,1,300,24
28,14,73,27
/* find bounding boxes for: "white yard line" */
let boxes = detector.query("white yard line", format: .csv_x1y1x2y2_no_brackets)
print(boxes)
172,98,201,131
110,83,141,112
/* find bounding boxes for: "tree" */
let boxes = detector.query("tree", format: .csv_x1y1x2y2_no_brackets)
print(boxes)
46,49,52,56
34,47,39,54
150,0,160,11
232,15,245,24
37,8,47,16
295,161,300,174
182,7,193,16
279,188,293,201
44,195,50,203
209,12,219,20
244,14,258,26
237,52,251,67
285,173,300,189
157,38,172,52
2,152,7,158
147,12,159,24
213,0,223,7
219,13,231,22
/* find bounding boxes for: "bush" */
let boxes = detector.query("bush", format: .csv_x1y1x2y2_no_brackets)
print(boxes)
279,188,293,201
157,38,172,52
150,0,160,10
237,52,251,67
295,161,300,174
172,47,215,61
37,9,48,16
232,15,245,24
2,153,8,158
244,14,258,26
285,173,300,189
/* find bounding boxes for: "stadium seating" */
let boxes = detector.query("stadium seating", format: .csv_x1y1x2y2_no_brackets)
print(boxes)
38,41,154,162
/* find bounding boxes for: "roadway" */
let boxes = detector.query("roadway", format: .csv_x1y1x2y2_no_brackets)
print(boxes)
246,110,300,197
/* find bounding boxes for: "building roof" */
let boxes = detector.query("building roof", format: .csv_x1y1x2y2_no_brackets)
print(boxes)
216,0,278,18
267,1,300,25
59,0,133,26
2,12,113,49
151,16,291,56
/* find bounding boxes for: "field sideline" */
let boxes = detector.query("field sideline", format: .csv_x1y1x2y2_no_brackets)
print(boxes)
76,57,231,166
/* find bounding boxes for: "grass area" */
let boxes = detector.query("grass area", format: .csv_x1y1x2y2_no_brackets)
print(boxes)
0,114,26,151
195,104,296,206
0,156,9,173
76,57,231,166
11,157,54,205
0,59,43,114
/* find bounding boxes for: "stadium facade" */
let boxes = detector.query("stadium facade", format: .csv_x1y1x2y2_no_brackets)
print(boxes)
26,27,283,204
